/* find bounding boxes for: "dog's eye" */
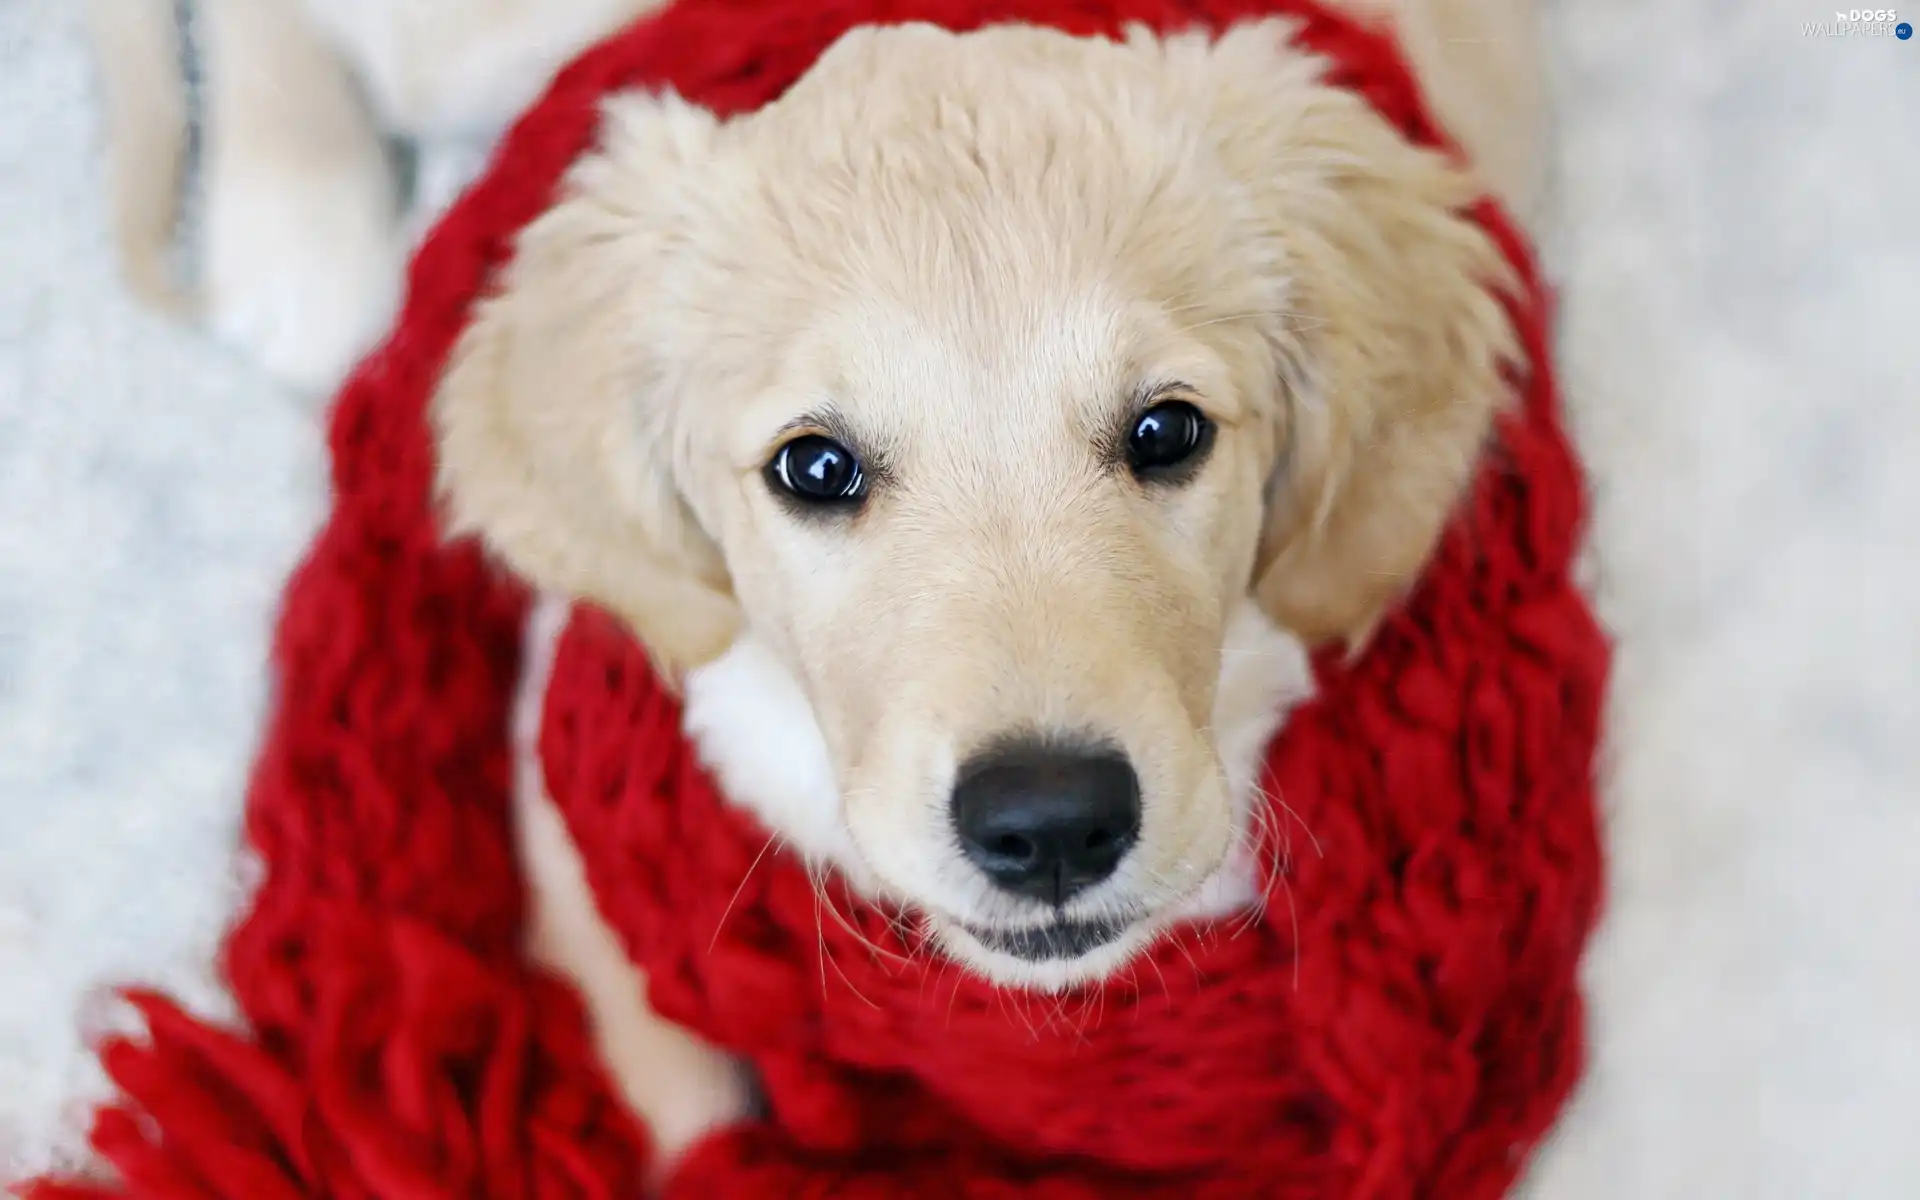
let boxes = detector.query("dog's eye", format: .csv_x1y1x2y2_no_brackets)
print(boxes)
1126,401,1213,478
768,435,867,505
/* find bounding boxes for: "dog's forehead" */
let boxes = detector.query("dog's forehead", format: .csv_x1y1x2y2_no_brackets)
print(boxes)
817,284,1139,447
703,22,1282,467
730,24,1218,280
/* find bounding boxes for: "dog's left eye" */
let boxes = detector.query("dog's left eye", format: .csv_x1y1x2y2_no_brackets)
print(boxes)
768,435,867,505
1126,401,1213,479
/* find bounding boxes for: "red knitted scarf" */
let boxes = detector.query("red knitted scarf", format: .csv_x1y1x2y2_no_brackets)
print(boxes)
26,2,1608,1197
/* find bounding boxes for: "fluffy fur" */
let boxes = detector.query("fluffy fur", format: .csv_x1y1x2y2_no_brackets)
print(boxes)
429,11,1528,1168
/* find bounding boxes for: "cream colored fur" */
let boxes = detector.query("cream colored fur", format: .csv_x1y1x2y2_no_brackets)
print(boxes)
427,11,1536,1172
83,0,191,316
81,0,667,393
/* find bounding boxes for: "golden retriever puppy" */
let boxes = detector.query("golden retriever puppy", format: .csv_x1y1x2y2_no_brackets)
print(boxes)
433,1,1539,1173
82,0,668,393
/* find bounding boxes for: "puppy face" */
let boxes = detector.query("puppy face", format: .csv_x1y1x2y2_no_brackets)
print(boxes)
717,288,1277,987
433,21,1515,987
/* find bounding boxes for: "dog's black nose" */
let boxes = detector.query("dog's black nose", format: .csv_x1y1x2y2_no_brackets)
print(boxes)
950,740,1141,906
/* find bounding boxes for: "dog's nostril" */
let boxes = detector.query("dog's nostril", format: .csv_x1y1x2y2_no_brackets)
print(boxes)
990,833,1036,860
949,738,1142,907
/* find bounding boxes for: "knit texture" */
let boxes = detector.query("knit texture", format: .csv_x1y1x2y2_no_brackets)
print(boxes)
22,1,1608,1196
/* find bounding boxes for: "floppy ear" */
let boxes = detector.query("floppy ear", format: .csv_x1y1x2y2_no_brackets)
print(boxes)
1204,24,1520,649
431,93,742,678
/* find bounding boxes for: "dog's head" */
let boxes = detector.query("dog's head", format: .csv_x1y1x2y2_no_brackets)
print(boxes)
433,21,1514,988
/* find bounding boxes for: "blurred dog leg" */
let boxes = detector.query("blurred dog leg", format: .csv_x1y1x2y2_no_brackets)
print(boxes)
83,0,193,316
199,0,400,395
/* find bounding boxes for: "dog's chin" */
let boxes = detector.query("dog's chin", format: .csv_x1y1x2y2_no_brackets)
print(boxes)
929,912,1158,992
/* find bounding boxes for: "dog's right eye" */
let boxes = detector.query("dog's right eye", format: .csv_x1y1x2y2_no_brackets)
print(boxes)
1125,400,1214,481
767,435,867,506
